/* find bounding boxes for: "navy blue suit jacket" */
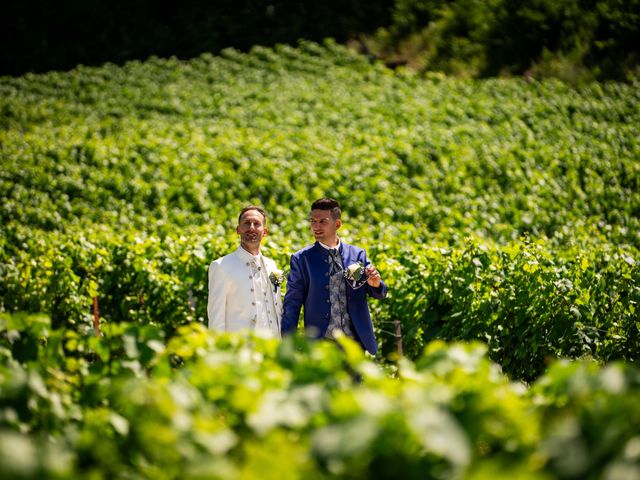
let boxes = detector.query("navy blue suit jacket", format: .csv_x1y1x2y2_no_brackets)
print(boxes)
281,241,387,354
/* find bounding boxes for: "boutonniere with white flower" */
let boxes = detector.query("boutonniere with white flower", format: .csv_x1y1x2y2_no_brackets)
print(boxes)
343,262,368,289
269,269,286,292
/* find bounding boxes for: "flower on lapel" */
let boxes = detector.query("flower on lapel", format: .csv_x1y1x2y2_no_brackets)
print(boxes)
269,269,285,291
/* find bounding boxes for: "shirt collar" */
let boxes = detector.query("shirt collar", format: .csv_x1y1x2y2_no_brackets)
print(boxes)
318,238,341,252
237,245,261,262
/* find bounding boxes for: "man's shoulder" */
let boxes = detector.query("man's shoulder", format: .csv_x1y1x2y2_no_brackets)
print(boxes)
341,241,365,254
210,249,241,268
290,242,366,258
292,243,318,259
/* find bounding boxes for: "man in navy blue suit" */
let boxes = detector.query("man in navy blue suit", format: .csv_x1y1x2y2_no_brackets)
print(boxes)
281,198,387,354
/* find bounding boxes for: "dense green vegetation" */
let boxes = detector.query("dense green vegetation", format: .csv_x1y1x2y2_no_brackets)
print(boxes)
1,42,639,477
2,41,638,379
2,314,640,479
365,0,640,82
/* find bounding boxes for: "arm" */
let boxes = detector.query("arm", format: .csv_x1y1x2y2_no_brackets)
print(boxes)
207,261,227,331
363,251,387,299
366,279,387,299
281,254,305,335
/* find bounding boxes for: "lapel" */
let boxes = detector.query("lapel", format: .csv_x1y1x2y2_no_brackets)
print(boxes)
339,242,352,269
261,255,283,315
311,240,356,272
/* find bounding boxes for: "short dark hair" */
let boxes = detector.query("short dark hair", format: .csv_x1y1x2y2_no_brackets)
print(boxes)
311,198,341,220
238,205,267,225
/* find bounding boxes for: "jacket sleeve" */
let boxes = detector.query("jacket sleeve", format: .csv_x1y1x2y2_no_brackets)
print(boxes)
363,251,387,299
281,254,305,335
366,280,387,299
207,261,227,331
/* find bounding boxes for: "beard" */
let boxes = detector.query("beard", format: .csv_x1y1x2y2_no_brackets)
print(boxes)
242,233,261,243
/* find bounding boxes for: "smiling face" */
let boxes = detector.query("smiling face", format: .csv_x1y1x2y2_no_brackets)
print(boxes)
310,209,341,246
237,209,267,255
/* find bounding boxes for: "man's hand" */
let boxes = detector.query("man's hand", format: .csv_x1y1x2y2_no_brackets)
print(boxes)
365,265,382,288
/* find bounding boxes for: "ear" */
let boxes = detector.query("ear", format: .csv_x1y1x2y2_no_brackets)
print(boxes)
236,225,241,235
263,226,268,237
336,219,342,229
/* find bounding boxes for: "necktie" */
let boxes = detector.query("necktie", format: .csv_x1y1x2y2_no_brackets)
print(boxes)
328,249,341,275
249,259,261,277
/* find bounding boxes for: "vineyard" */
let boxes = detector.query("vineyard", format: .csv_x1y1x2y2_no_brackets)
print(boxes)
1,41,640,478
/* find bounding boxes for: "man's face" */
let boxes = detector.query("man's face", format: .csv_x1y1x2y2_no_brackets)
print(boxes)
310,209,340,244
237,210,267,251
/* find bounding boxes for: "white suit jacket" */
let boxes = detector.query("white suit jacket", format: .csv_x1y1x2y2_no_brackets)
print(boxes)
207,246,283,336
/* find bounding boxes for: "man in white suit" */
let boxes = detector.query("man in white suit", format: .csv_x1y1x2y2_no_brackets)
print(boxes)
207,206,283,337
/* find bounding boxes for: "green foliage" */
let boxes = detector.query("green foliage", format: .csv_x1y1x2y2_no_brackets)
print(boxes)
2,38,639,479
531,360,640,479
1,317,639,478
368,0,640,82
1,42,639,382
380,236,640,381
